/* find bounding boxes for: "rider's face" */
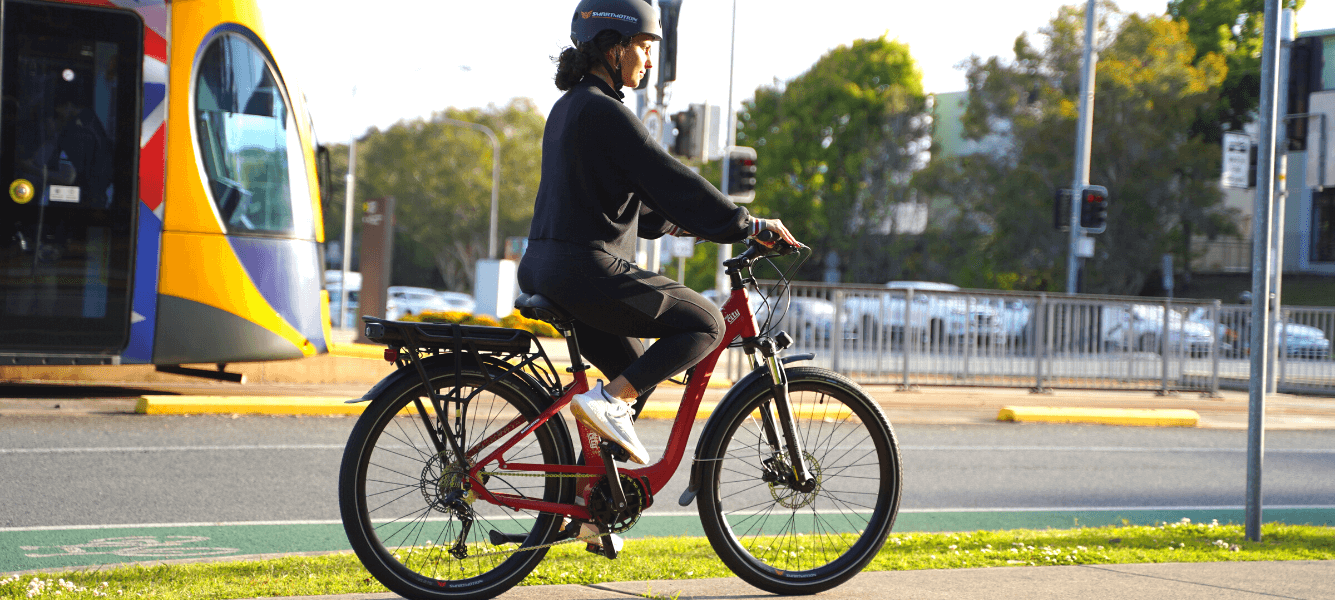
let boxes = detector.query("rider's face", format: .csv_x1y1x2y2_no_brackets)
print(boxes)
615,35,655,88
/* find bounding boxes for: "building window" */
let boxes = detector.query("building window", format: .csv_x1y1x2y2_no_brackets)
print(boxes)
193,31,312,236
1314,189,1335,263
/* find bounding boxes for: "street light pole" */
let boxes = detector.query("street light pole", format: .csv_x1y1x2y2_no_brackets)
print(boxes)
1067,0,1098,294
439,117,501,260
338,86,358,329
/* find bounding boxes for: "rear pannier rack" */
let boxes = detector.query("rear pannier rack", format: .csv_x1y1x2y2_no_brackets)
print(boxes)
361,316,564,396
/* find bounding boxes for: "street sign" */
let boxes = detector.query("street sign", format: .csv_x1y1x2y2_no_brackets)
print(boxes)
642,109,663,145
1222,131,1251,189
670,235,696,258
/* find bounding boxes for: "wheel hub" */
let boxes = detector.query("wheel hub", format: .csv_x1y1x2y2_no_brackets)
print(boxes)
767,451,823,509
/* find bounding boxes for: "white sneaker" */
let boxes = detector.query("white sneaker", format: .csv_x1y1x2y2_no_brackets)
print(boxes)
569,380,650,465
579,522,624,554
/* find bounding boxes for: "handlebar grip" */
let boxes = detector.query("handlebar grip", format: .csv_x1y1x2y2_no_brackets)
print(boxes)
755,229,780,244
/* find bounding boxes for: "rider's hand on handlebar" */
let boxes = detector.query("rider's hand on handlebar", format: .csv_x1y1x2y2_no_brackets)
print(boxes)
751,218,801,250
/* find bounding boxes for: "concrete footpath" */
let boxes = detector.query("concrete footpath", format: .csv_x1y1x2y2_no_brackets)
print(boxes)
247,561,1335,600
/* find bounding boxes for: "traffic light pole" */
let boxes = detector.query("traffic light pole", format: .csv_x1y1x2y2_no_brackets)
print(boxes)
1067,0,1098,295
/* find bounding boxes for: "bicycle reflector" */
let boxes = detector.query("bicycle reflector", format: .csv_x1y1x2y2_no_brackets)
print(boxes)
384,348,398,363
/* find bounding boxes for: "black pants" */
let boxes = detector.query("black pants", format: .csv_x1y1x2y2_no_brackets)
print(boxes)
517,240,725,415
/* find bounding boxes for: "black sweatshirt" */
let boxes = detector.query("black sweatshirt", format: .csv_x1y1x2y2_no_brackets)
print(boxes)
527,76,753,261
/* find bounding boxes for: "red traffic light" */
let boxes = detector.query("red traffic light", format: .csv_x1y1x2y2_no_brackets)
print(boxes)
1079,185,1108,232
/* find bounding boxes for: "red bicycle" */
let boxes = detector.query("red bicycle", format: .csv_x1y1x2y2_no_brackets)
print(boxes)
339,238,902,600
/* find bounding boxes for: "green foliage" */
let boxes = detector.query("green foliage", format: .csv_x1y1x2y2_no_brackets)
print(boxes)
4,522,1331,599
322,99,545,292
1167,0,1307,141
919,5,1238,294
737,36,930,283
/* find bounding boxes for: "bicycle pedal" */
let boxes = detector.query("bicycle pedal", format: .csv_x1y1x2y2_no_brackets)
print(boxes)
600,441,630,464
584,532,623,559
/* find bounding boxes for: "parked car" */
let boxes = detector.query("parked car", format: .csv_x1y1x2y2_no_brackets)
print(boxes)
843,282,1005,347
386,286,450,320
1189,307,1332,359
982,297,1033,347
325,270,361,328
437,291,476,314
1101,304,1214,356
699,289,844,347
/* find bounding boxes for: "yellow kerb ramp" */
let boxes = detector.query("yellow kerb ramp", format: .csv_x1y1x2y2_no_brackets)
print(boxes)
997,406,1199,427
137,396,404,416
638,401,853,421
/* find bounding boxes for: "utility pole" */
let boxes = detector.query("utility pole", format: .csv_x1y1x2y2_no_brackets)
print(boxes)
438,117,501,260
1268,8,1295,394
716,0,738,302
338,86,358,330
1246,0,1283,543
1067,0,1098,294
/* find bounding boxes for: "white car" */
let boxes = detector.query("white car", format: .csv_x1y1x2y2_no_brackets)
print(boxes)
387,286,450,320
843,281,1005,347
437,291,476,314
325,271,361,328
1102,304,1214,356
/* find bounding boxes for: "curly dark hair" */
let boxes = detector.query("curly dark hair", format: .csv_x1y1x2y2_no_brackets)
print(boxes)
554,29,630,91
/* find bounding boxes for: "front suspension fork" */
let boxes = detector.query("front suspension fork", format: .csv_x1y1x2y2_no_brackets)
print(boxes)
750,345,815,492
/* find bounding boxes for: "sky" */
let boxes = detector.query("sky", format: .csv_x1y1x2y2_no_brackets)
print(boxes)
255,0,1335,145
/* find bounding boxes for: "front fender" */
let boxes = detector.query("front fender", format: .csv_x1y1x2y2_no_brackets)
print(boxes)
676,353,813,507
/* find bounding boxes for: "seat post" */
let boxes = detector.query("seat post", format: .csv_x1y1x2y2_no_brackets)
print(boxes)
562,326,589,374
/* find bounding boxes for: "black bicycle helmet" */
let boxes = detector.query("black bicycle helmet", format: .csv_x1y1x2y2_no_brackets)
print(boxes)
570,0,662,46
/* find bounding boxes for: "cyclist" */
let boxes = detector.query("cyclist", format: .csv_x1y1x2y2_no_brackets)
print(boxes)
518,0,798,466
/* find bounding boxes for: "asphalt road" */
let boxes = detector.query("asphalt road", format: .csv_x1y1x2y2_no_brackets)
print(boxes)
5,413,1335,530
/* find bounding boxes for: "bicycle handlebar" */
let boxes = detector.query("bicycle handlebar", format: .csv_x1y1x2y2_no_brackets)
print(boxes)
723,234,806,272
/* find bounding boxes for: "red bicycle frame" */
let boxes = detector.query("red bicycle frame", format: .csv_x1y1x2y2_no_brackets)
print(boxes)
465,284,763,520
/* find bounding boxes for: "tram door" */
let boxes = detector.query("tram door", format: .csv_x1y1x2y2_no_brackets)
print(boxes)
0,1,142,353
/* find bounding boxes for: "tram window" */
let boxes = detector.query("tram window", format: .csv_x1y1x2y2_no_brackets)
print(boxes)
194,32,313,237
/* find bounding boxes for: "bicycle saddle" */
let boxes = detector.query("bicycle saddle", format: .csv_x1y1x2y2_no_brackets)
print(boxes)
515,293,574,327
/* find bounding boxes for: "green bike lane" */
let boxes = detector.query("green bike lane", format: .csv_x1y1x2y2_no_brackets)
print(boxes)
4,507,1334,574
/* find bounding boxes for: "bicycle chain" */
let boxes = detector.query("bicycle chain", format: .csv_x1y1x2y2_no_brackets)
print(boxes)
456,471,627,559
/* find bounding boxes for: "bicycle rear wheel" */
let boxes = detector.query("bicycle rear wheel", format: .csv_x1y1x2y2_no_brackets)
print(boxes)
339,365,575,600
697,366,901,594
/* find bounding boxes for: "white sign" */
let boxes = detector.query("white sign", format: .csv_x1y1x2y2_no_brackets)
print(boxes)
670,235,696,258
1076,235,1095,258
1222,131,1251,189
49,185,80,203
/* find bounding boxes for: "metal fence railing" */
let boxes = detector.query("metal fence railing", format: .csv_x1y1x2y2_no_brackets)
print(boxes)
721,282,1335,396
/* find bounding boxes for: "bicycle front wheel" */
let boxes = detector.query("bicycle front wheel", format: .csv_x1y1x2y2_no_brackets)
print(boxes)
697,366,901,594
339,366,575,600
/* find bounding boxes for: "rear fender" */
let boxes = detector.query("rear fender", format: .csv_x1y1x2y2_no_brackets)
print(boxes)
354,352,571,448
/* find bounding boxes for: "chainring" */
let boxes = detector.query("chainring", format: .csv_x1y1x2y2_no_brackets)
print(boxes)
586,474,650,533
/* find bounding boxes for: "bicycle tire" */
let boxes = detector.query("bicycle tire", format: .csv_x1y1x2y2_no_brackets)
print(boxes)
339,364,575,600
697,366,901,594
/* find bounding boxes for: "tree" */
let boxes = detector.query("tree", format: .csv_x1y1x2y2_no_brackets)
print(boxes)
337,99,544,292
1167,0,1306,142
919,4,1234,295
736,36,931,283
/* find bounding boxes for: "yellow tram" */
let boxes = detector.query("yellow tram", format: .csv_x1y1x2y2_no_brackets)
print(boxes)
1,0,331,374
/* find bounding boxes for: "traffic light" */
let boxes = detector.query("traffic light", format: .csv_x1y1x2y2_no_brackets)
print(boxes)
656,0,682,86
1079,185,1108,233
670,109,698,158
725,146,757,202
1053,188,1072,231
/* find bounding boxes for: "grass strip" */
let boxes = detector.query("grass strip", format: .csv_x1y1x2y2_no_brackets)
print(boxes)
2,519,1331,599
